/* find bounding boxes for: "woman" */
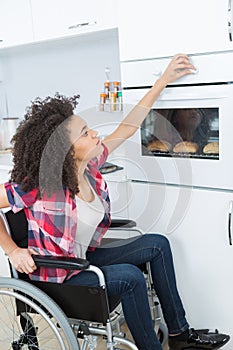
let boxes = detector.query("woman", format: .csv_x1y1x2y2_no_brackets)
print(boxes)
0,54,229,350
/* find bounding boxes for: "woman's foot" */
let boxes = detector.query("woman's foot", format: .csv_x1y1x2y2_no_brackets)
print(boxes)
168,328,230,350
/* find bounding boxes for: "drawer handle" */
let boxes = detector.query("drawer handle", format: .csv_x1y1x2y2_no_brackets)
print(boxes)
152,70,162,77
68,21,97,30
228,0,232,41
228,200,233,245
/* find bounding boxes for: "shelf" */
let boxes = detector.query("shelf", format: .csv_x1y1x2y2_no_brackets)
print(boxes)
96,103,123,113
0,149,12,154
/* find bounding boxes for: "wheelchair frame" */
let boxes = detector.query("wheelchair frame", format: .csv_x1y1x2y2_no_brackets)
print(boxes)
0,209,167,350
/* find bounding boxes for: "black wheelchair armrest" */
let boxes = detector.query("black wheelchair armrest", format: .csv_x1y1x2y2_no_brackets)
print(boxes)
32,255,90,270
110,219,136,228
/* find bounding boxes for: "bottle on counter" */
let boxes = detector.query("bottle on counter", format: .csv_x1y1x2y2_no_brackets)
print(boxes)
113,81,120,94
104,97,110,112
110,92,117,112
99,93,107,111
104,81,111,98
117,91,123,111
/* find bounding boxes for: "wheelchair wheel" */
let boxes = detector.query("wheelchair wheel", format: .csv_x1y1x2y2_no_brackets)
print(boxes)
0,277,79,350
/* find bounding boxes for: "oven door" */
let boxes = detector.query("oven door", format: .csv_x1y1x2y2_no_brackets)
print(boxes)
123,83,233,190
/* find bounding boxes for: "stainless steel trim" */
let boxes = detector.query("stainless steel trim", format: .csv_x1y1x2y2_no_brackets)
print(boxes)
228,0,232,41
120,50,233,64
86,265,106,287
130,179,233,194
0,209,19,278
108,226,144,235
228,201,233,245
68,21,97,30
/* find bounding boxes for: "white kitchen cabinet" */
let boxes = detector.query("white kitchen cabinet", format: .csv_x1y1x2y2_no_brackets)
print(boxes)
128,181,233,347
117,0,232,61
30,0,118,42
0,0,34,48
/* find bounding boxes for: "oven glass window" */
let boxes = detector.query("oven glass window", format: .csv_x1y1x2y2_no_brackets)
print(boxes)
141,108,219,159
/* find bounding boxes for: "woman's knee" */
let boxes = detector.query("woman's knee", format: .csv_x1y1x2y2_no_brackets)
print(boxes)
142,233,171,253
119,264,146,290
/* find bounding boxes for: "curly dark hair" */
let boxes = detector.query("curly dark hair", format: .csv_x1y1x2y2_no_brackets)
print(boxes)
10,93,80,198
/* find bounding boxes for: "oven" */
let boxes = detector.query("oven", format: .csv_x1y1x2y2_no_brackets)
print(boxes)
121,53,233,191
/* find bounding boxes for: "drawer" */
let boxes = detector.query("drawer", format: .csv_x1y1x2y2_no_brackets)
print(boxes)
121,51,233,87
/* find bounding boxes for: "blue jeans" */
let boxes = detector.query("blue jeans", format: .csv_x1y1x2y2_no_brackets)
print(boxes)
65,234,189,350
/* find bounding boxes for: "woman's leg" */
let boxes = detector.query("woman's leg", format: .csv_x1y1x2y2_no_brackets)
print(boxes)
87,234,189,334
65,263,162,350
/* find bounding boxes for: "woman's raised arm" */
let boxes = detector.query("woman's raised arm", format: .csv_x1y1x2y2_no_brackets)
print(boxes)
103,54,195,154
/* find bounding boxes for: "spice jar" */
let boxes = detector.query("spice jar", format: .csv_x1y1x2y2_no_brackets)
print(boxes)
104,82,111,98
99,93,107,111
113,81,120,94
117,91,123,111
110,92,117,112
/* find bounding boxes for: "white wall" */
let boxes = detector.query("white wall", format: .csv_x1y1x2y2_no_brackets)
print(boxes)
0,29,121,122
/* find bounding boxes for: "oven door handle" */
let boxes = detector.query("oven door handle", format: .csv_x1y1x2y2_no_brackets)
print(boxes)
228,0,232,41
228,200,233,245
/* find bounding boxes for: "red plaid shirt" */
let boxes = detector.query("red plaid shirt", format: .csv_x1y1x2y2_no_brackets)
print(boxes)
4,143,111,283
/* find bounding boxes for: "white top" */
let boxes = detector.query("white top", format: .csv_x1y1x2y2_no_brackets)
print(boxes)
74,182,105,259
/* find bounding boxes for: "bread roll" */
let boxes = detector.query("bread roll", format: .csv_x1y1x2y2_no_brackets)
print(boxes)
147,140,171,152
173,141,198,153
203,142,219,154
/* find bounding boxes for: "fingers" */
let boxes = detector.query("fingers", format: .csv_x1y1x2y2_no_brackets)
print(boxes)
9,248,37,274
173,53,196,71
168,54,196,79
173,53,190,62
17,262,36,274
16,259,37,274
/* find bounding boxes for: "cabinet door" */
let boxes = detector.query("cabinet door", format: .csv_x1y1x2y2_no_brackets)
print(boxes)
117,0,232,61
31,0,117,42
129,182,233,346
0,0,34,48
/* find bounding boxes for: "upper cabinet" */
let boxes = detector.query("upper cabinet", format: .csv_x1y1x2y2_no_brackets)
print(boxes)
117,0,233,61
0,0,34,48
0,0,117,49
30,0,118,42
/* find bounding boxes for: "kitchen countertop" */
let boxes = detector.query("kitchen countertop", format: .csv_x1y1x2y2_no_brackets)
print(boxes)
0,151,129,183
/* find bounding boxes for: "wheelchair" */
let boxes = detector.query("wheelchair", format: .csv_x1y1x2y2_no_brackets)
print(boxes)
0,208,168,350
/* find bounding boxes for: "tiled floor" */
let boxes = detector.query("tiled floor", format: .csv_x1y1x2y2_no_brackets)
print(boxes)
87,321,169,350
0,283,168,349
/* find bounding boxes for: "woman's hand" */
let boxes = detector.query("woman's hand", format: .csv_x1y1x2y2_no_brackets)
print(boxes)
159,53,196,86
8,247,38,274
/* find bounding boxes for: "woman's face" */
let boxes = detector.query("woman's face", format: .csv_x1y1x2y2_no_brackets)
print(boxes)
173,108,202,131
68,115,103,163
